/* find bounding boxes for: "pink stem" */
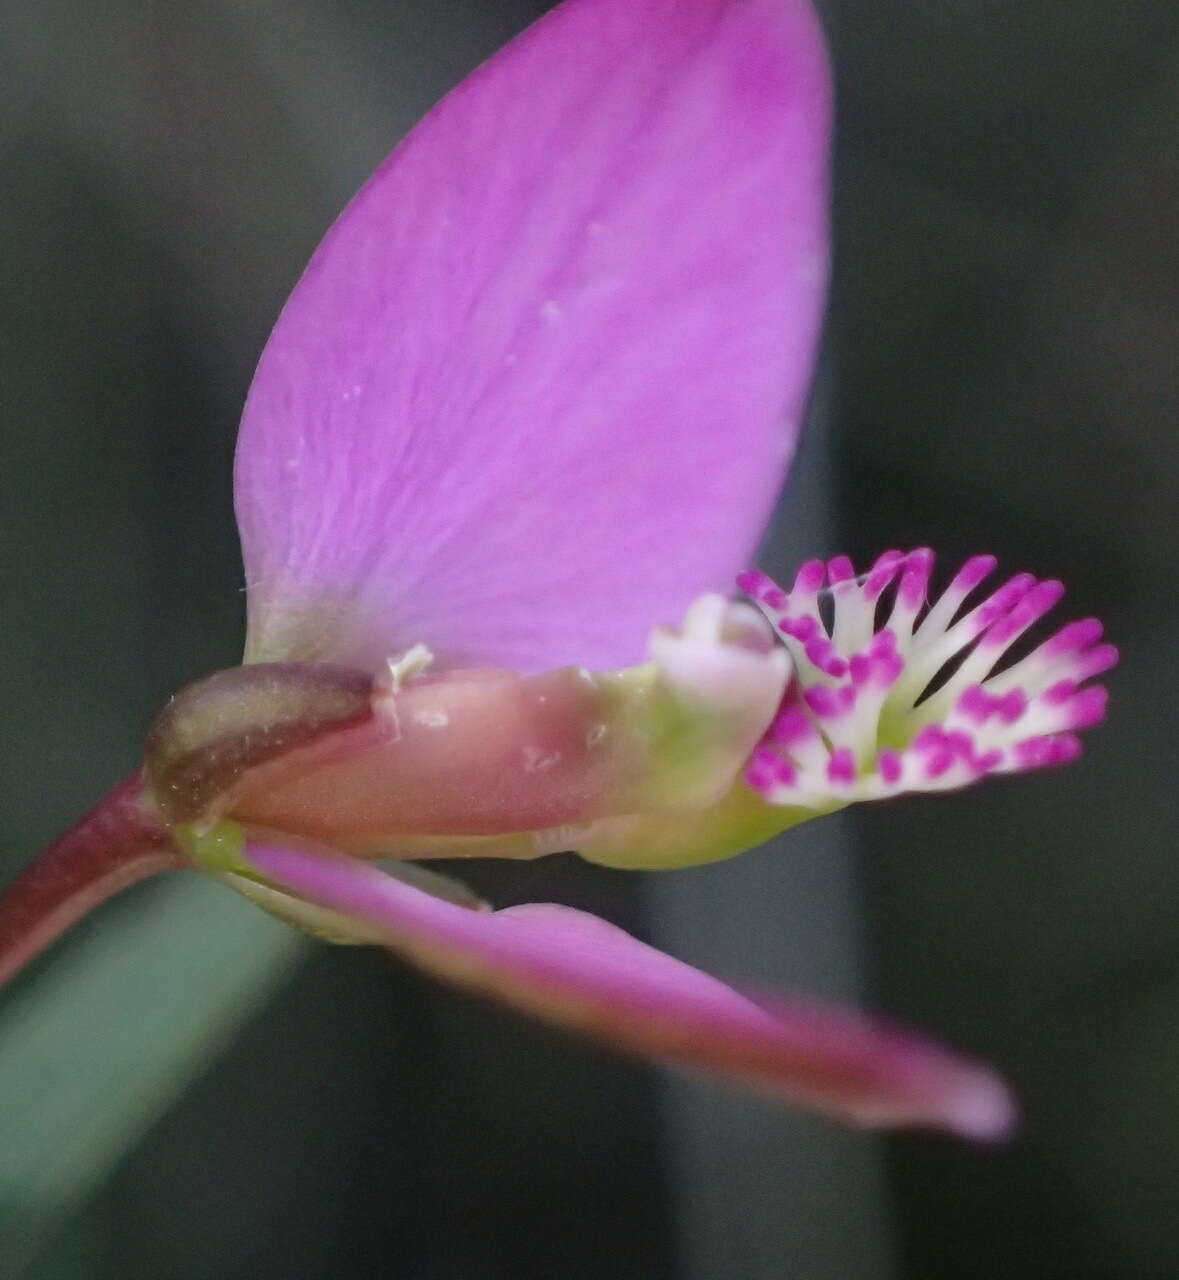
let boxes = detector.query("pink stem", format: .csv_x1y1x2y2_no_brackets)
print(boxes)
0,774,184,989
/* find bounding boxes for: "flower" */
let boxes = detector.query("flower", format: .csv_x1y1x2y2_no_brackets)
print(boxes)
740,551,1117,807
564,549,1116,872
0,0,1115,1141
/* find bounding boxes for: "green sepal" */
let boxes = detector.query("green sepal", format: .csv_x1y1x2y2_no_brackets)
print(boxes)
175,819,251,876
576,783,821,870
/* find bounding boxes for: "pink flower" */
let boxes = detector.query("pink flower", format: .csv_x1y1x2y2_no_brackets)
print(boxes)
0,0,1115,1141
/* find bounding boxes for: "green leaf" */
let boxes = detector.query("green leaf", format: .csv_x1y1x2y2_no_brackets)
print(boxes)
0,873,304,1275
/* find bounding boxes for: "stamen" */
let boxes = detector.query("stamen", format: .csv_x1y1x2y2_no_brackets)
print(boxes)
738,551,1116,810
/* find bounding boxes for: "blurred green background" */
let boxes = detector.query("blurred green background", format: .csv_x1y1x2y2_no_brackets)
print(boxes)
1,1,1176,1276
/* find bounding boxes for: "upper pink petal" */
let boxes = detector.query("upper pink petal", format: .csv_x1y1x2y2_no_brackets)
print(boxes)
235,0,831,672
245,840,1015,1138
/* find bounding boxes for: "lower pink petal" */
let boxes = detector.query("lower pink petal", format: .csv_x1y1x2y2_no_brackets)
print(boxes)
245,840,1014,1138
